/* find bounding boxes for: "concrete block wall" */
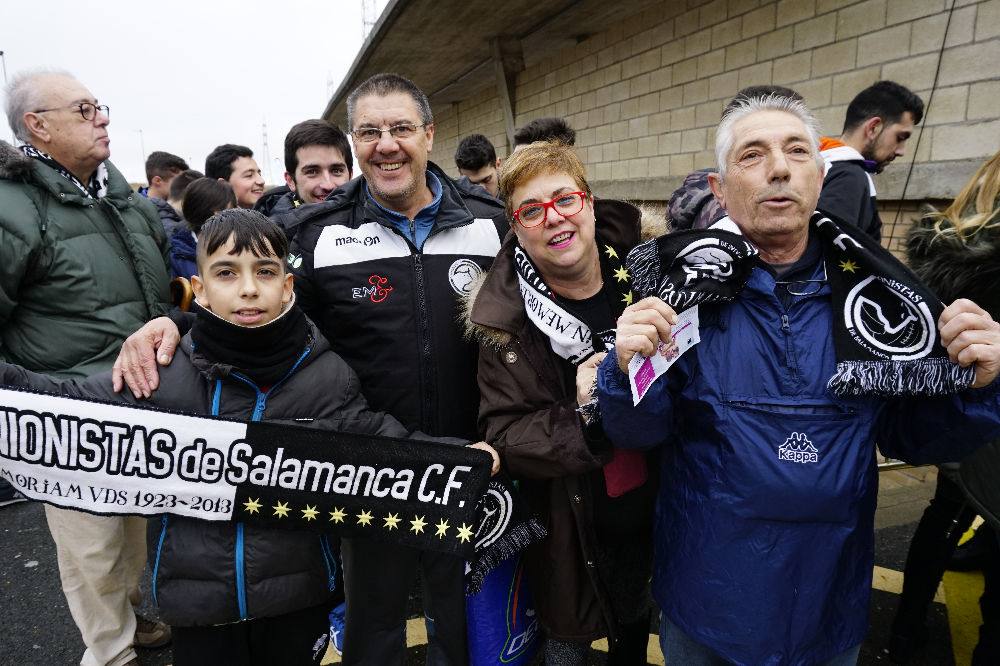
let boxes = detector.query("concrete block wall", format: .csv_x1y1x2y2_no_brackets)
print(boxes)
430,0,1000,229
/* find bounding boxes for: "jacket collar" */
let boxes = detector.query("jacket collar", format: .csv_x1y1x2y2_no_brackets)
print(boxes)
0,140,135,208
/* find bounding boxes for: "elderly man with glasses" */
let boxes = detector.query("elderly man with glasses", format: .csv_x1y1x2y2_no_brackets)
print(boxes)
0,70,171,666
112,72,508,665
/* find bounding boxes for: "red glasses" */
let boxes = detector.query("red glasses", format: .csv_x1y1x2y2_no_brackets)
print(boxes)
512,191,588,228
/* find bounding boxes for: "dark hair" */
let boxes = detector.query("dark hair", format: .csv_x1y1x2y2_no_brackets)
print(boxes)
513,117,576,148
284,119,353,175
843,80,924,132
197,208,289,269
145,151,189,183
182,178,238,234
205,144,254,181
346,73,433,129
723,85,804,117
168,169,204,201
454,134,497,171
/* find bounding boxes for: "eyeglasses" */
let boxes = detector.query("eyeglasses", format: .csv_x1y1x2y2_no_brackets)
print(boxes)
775,261,828,296
32,102,109,122
512,191,588,228
351,123,426,143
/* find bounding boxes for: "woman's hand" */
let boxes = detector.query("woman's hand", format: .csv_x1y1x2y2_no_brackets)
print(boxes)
576,352,607,406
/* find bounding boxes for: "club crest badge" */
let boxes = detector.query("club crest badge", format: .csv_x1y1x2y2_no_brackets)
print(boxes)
842,276,936,360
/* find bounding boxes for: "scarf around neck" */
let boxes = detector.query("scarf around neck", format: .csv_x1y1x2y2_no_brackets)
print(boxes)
514,236,633,365
190,295,310,386
20,144,110,199
625,212,975,397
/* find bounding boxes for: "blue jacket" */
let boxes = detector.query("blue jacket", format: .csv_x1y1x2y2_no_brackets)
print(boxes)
169,227,198,280
597,260,1000,665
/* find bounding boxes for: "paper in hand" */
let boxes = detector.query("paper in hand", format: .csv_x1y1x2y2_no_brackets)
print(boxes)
628,305,700,405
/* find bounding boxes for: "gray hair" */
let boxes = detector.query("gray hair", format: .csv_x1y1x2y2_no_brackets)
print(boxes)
346,72,433,130
4,69,75,143
715,94,823,180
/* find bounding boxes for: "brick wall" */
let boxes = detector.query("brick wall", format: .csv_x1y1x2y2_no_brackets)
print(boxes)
430,0,1000,215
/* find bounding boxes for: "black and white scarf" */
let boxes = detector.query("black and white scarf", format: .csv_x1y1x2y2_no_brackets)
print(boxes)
626,212,975,397
20,144,110,199
514,237,633,365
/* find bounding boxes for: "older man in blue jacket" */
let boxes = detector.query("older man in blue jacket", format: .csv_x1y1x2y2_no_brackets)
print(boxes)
596,94,1000,665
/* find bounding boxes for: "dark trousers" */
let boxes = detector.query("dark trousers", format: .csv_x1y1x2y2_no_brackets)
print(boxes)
341,537,466,665
170,602,331,666
893,472,1000,665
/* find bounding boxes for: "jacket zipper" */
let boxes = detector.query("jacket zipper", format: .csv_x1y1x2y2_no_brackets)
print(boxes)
224,347,313,619
412,253,436,433
319,535,337,591
151,515,168,605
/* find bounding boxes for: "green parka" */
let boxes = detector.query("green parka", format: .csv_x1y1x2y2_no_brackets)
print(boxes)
0,141,170,378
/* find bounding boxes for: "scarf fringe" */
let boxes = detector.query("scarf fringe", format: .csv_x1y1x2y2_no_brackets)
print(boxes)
625,240,661,298
828,357,976,397
465,518,547,595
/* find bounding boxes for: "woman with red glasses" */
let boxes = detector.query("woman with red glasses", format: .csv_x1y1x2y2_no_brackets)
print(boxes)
463,140,658,664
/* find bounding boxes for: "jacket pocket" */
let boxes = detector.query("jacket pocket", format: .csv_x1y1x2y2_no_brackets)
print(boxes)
718,398,871,523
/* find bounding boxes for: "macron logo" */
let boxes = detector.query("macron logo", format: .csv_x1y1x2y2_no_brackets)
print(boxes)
778,432,819,464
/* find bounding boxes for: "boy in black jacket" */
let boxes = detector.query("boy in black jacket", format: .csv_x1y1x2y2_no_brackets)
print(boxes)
0,209,498,665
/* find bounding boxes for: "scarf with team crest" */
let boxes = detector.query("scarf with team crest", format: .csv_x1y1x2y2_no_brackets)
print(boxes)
625,211,975,397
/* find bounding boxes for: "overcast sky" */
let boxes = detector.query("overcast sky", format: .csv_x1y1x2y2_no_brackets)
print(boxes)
0,1,390,185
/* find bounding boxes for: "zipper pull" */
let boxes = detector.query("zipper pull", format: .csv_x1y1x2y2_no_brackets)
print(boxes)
781,314,790,331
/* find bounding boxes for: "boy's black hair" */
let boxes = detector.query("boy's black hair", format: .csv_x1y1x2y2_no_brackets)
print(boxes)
513,117,576,148
284,119,353,175
169,168,204,201
205,144,254,181
197,208,289,269
182,178,237,234
842,80,924,132
723,85,803,117
145,151,189,184
454,134,497,171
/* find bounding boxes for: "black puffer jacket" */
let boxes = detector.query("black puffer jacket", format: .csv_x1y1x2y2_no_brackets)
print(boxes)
278,163,507,439
0,315,412,626
151,196,185,238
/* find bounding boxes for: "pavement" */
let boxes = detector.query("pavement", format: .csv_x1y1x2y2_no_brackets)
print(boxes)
0,465,988,666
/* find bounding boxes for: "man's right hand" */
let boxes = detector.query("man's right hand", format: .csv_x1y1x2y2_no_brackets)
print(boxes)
615,296,678,374
112,317,181,398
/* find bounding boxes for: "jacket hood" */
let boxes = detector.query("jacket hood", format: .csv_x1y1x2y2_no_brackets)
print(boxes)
0,141,34,181
906,210,1000,319
463,198,659,347
153,196,182,223
254,185,298,217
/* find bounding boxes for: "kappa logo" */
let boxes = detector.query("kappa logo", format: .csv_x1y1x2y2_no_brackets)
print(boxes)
843,275,935,360
675,237,737,285
352,274,394,303
778,432,819,464
447,258,482,295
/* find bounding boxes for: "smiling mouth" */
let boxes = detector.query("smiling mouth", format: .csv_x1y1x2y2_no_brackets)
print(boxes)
378,162,403,172
548,231,574,246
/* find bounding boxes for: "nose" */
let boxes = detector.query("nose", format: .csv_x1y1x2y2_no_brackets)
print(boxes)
239,273,259,298
319,171,336,190
375,130,400,153
94,108,110,127
767,149,791,182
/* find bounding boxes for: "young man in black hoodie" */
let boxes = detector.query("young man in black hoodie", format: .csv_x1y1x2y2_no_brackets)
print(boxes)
0,209,498,665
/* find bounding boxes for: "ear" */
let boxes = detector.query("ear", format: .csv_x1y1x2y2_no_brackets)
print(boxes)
281,271,294,304
863,116,883,141
190,274,209,309
494,157,502,168
283,172,296,193
424,122,435,153
151,175,164,187
22,113,50,144
707,171,726,208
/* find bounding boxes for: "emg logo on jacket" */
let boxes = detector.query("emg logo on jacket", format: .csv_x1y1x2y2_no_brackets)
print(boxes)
778,432,819,464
